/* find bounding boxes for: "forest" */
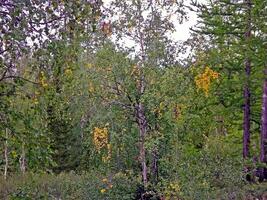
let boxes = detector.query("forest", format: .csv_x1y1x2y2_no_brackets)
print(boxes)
0,0,267,199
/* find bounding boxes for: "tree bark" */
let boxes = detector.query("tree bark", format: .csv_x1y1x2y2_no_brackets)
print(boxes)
136,103,148,187
151,147,158,184
19,143,26,174
243,77,251,159
243,0,254,182
136,0,148,187
259,69,267,180
243,0,251,160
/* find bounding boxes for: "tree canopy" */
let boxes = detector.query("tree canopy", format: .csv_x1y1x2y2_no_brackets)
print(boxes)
0,0,267,199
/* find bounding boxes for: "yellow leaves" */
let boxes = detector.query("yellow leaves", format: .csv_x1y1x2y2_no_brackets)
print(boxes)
169,182,180,192
195,67,219,96
88,82,95,93
39,71,48,88
131,65,140,76
102,178,108,183
42,83,48,88
33,97,39,105
93,127,108,152
64,68,72,76
100,177,113,194
93,126,112,162
11,150,17,159
32,90,41,105
163,181,181,200
86,63,93,69
159,102,164,110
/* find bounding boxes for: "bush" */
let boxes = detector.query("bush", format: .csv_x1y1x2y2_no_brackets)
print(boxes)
0,172,89,199
156,135,251,199
0,170,140,200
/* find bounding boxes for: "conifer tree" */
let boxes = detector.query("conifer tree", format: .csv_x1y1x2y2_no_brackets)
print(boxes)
193,0,266,180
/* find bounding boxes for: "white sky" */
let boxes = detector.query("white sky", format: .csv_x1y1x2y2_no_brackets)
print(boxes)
102,0,206,42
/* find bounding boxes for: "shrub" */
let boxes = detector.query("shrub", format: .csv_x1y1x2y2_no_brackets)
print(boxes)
0,170,140,200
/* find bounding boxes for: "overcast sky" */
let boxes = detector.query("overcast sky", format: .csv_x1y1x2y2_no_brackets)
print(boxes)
102,0,206,42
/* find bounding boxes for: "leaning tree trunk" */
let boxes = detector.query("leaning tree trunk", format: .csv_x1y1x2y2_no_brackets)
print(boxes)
259,69,267,180
243,0,252,180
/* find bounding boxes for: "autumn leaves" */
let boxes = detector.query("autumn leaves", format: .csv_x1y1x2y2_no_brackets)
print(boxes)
195,67,219,96
93,126,112,163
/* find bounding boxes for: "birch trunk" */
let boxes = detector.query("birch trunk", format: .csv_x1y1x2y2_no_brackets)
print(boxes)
136,103,148,187
19,143,26,174
136,0,148,187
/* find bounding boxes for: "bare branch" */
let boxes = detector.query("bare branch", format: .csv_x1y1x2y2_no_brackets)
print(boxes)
1,75,39,85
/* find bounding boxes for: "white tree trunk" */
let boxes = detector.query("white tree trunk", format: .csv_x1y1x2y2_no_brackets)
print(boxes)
19,143,26,174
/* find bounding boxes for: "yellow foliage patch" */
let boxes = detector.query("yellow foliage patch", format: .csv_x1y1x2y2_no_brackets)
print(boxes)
88,82,95,93
39,71,48,88
93,127,108,152
194,67,219,96
64,68,72,76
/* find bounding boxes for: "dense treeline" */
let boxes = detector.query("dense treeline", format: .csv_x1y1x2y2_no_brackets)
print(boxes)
0,0,266,199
